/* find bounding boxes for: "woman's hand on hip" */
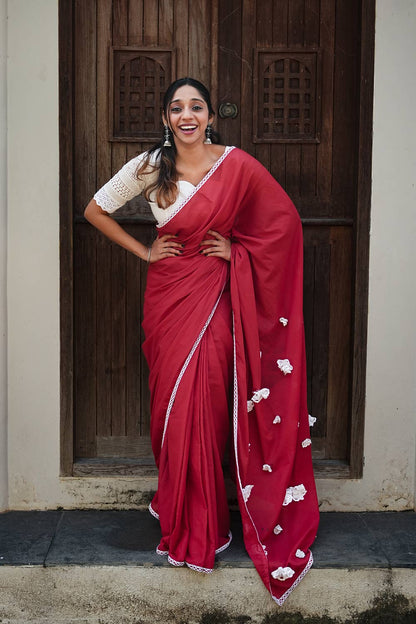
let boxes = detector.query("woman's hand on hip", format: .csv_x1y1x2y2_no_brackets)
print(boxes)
200,230,231,262
149,234,183,263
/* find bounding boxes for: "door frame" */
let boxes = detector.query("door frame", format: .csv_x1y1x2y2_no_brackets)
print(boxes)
59,0,375,478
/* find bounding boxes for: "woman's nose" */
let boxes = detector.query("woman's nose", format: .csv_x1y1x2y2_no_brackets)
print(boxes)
181,107,194,119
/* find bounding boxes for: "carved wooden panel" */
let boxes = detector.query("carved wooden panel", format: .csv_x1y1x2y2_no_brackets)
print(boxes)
254,49,321,143
110,47,175,141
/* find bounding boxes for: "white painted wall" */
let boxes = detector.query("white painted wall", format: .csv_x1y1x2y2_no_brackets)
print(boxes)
316,0,416,511
7,0,61,509
0,0,8,512
3,0,416,511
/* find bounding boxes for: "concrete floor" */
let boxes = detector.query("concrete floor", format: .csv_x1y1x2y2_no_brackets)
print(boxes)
0,510,415,623
1,509,415,569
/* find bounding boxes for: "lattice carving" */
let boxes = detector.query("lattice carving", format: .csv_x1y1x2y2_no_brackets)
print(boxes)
110,47,174,141
254,50,321,143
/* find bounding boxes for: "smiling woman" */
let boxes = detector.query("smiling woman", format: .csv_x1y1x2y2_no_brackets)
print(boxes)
135,78,224,211
83,77,319,605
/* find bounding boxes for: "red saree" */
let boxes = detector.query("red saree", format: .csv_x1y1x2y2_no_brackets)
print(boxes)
142,146,319,604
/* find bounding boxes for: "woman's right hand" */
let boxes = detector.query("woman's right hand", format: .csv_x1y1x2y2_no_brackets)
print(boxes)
83,200,183,264
149,234,183,263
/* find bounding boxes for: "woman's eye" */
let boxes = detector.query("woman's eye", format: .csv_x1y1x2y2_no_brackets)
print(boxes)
170,107,181,113
193,105,203,111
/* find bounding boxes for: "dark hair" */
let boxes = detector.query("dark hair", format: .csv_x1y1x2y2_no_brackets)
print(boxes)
136,77,220,209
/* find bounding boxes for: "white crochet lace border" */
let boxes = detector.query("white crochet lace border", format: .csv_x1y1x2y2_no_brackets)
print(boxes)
160,286,225,447
156,146,235,228
148,502,159,520
154,531,233,574
272,551,314,606
231,314,269,585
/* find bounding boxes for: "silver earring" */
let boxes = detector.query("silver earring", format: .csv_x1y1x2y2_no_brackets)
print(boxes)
163,125,172,147
204,124,212,144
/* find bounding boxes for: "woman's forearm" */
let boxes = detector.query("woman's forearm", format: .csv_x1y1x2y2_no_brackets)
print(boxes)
84,199,150,261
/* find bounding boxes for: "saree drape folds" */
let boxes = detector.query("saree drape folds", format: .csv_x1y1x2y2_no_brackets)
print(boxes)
142,147,319,604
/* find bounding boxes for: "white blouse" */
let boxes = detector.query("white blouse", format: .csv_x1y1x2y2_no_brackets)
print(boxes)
93,147,233,226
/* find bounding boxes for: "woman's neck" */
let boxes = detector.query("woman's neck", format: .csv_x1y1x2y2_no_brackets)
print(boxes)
173,142,225,186
175,141,211,166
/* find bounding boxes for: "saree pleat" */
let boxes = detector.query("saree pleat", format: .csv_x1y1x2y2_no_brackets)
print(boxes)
142,146,319,603
154,290,233,570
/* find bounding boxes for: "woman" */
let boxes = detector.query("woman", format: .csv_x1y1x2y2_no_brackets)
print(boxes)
85,77,319,605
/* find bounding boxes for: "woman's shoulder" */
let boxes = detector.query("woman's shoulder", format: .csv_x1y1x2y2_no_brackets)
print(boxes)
226,146,269,174
126,148,160,169
122,149,160,182
227,146,259,163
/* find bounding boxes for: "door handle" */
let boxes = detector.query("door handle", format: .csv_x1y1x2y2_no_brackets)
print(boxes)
218,102,238,119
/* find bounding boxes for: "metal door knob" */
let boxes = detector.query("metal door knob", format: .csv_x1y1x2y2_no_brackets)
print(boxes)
218,102,238,119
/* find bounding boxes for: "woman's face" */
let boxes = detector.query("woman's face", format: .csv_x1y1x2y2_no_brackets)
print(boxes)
164,85,213,147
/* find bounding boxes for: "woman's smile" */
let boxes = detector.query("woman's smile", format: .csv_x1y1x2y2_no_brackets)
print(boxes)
178,124,198,135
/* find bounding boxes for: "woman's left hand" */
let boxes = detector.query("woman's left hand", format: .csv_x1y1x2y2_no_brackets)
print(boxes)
200,230,231,262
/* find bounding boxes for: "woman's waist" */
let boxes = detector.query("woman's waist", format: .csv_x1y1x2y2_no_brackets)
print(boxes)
148,252,229,282
144,260,229,325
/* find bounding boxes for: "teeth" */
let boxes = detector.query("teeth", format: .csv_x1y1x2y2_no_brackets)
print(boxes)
180,125,196,130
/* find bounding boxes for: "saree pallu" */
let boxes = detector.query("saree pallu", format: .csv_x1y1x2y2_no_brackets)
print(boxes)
142,146,319,604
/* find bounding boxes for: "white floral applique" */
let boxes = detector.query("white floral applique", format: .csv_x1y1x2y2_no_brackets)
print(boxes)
279,317,289,327
262,464,272,472
283,489,292,506
302,438,311,448
309,414,317,427
251,388,270,403
273,524,283,535
248,388,270,412
277,359,293,375
295,549,306,558
242,484,254,502
283,484,307,506
271,566,295,581
273,415,281,424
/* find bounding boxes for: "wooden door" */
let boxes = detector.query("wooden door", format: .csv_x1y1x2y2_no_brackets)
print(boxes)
60,0,373,478
216,0,364,472
67,0,217,473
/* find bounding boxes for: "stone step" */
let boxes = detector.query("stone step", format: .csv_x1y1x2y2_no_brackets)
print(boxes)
0,510,415,623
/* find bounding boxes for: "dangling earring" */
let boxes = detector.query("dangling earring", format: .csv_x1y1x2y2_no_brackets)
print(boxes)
204,124,212,144
163,125,172,147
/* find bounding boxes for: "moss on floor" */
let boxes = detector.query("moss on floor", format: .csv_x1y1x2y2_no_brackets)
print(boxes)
196,594,416,624
347,594,416,624
261,613,337,623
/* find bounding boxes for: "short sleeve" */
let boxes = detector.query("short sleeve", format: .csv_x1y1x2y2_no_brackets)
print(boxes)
93,151,158,213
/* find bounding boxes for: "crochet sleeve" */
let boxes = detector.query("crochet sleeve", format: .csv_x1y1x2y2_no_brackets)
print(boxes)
93,152,155,213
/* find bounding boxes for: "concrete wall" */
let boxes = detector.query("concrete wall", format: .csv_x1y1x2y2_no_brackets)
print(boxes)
0,0,8,512
3,0,416,511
